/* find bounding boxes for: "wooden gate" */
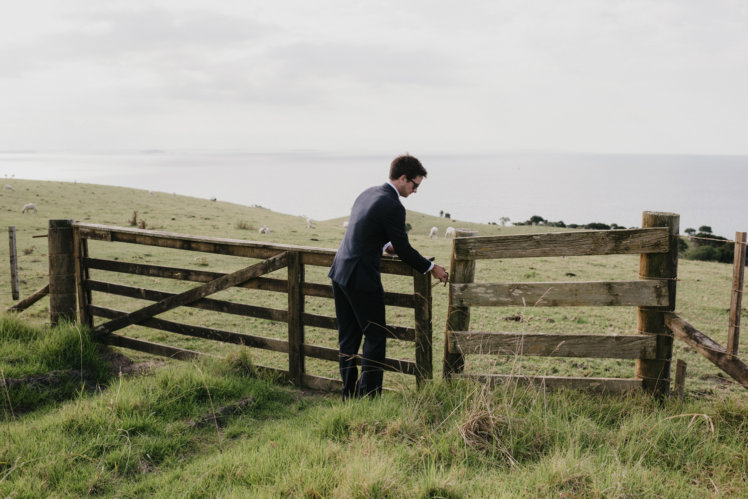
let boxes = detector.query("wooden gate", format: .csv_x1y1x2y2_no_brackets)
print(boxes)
71,223,433,391
443,212,679,396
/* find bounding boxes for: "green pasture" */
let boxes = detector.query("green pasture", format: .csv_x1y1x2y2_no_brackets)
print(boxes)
0,178,746,496
1,178,744,395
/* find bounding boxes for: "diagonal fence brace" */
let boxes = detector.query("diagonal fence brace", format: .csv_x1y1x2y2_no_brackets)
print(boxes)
93,251,288,336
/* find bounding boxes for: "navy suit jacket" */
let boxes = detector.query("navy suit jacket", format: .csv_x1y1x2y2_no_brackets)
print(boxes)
329,183,431,292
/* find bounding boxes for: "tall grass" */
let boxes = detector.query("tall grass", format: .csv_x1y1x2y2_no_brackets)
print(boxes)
1,323,745,497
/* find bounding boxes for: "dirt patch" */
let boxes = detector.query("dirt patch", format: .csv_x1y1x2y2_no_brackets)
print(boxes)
104,350,165,376
186,396,256,429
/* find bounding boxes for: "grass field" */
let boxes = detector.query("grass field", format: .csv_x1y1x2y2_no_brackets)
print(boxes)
1,178,746,496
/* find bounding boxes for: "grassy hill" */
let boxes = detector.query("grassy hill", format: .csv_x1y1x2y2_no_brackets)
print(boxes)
0,178,746,496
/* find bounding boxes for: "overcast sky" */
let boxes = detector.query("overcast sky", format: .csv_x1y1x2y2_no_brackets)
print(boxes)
1,1,747,155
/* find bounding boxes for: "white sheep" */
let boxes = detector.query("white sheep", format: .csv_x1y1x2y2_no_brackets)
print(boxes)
342,221,349,228
258,225,270,234
306,218,315,229
429,226,438,239
21,202,37,214
444,226,456,239
3,184,13,191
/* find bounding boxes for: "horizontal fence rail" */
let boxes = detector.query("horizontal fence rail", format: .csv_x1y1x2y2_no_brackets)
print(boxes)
448,331,658,359
444,214,679,396
453,227,669,260
71,222,434,391
451,280,670,308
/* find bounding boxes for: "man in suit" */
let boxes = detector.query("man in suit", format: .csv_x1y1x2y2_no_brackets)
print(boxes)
328,154,449,398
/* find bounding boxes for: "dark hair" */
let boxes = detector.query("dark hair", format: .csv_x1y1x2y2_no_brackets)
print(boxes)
389,154,427,181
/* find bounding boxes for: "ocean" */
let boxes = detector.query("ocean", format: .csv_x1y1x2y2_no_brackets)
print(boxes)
2,151,746,238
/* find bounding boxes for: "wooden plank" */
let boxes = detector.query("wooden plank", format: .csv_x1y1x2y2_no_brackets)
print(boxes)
85,280,289,322
727,232,746,359
6,284,49,313
287,251,305,385
8,226,19,300
84,258,415,308
90,305,290,353
444,229,477,377
85,258,289,293
84,280,415,341
301,344,417,375
665,313,748,390
674,359,687,399
101,333,203,361
74,222,414,275
413,270,433,384
73,229,93,327
76,223,335,260
453,227,669,260
458,373,643,393
92,252,288,335
448,331,657,359
452,280,669,308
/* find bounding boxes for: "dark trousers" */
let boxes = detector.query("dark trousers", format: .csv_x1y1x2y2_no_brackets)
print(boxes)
331,280,387,398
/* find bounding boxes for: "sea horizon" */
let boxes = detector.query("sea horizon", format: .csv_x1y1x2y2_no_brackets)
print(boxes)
3,150,747,238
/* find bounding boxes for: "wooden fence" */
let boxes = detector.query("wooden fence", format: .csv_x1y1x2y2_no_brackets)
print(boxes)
55,221,433,391
444,212,680,396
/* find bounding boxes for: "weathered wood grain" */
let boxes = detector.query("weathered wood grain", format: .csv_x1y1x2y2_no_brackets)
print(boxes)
74,230,93,327
92,252,288,335
84,258,415,308
665,313,748,390
6,284,49,313
444,229,477,377
90,305,290,353
451,280,669,307
85,280,289,322
458,373,643,393
414,270,433,383
287,251,305,385
453,227,669,260
8,226,19,300
727,231,746,359
74,222,415,275
448,331,657,359
636,212,679,396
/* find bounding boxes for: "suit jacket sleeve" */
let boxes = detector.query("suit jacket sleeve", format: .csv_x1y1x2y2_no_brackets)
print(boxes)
382,200,432,274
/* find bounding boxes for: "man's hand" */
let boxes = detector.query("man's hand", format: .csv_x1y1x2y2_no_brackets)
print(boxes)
431,264,449,286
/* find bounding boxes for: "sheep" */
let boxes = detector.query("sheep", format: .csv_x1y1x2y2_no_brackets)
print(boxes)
306,217,315,229
259,225,270,234
429,226,438,239
342,221,349,228
444,226,456,239
3,184,13,191
21,202,37,214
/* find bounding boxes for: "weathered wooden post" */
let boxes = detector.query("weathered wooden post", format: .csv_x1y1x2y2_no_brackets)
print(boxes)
287,251,305,386
673,359,687,399
636,212,679,396
48,219,77,325
8,226,19,300
727,231,746,360
73,225,93,327
443,229,478,378
413,269,433,385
